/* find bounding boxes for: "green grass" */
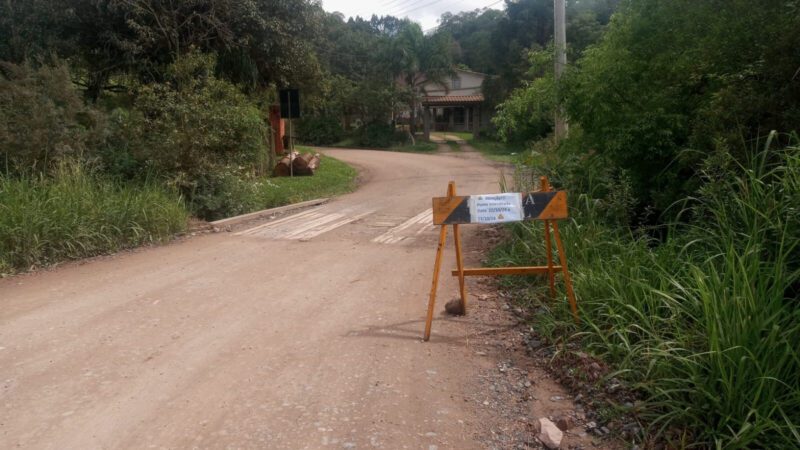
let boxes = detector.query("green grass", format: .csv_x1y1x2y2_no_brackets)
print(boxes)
388,141,438,153
446,141,461,151
331,136,360,148
468,138,524,163
490,144,800,448
0,154,358,272
448,132,524,162
255,152,357,208
330,137,437,153
0,163,188,274
449,131,474,141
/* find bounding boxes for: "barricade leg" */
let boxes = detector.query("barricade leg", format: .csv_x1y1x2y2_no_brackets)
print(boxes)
453,224,467,312
552,221,579,322
424,224,448,341
540,177,557,299
450,181,467,313
424,181,457,341
543,219,557,298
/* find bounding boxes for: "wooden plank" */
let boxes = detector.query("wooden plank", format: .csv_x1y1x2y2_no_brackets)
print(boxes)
450,266,563,276
211,198,329,227
432,192,568,225
432,196,468,225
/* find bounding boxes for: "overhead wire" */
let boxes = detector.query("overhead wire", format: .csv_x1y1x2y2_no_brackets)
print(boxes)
384,0,426,11
390,0,440,16
380,0,414,7
422,0,505,33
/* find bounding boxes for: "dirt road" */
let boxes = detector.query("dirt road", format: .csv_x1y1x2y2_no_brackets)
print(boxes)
0,149,502,448
1,149,601,449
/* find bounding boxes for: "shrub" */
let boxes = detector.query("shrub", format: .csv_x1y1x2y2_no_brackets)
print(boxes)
188,169,263,221
492,48,555,144
297,115,343,145
562,0,800,216
355,121,403,148
105,53,271,218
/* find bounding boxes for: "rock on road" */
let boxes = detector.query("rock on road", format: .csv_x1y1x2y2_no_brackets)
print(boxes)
0,149,509,449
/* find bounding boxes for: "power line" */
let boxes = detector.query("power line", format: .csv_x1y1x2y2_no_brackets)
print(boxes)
384,0,425,11
422,0,505,33
394,0,449,17
389,0,430,15
381,0,413,7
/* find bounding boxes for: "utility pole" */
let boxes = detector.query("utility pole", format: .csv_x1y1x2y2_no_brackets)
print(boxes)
554,0,568,141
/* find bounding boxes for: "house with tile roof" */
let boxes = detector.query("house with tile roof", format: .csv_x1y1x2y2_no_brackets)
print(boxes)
419,68,491,140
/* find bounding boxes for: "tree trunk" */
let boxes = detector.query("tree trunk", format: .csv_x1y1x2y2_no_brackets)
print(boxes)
275,152,319,176
409,98,417,135
273,151,299,177
291,153,320,176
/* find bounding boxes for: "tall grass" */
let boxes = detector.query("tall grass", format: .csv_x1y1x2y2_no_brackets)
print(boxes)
492,143,800,448
0,163,188,273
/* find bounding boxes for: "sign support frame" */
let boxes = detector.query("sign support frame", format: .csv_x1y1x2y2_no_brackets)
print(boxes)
423,176,578,342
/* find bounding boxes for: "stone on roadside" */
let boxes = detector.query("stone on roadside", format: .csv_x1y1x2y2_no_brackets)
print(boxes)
537,418,564,449
444,298,464,315
555,415,575,431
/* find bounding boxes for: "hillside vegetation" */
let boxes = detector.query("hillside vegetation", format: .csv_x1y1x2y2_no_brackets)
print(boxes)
486,1,800,447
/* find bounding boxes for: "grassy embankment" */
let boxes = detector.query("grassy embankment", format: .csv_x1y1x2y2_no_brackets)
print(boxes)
0,164,187,274
489,144,800,447
257,150,357,207
0,153,357,274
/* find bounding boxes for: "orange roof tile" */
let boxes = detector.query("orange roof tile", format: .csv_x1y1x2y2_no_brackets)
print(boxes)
422,95,484,105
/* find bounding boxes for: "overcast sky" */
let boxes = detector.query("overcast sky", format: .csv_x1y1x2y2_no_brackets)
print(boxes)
321,0,504,32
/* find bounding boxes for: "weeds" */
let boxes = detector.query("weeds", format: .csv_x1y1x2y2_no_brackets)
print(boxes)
492,142,800,447
0,162,187,273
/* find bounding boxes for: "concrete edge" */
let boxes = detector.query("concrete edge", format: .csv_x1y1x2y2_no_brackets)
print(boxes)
210,198,330,227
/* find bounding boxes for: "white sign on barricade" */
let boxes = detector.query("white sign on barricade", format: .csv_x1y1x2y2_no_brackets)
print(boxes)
468,193,523,224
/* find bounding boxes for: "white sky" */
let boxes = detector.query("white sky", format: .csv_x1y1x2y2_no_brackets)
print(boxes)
322,0,504,32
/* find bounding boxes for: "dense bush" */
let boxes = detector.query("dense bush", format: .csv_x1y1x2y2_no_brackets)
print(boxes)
0,162,187,273
562,0,800,216
0,61,104,174
354,121,404,148
492,48,555,144
494,140,800,447
187,170,264,221
296,115,343,145
106,53,271,218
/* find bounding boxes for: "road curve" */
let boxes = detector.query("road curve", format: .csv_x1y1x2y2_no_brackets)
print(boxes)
0,149,508,449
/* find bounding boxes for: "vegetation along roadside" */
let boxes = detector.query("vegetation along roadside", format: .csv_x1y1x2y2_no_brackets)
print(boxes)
484,0,800,447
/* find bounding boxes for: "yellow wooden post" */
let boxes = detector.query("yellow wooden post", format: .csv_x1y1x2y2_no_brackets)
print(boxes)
552,221,579,322
541,177,557,299
451,182,468,313
424,182,454,341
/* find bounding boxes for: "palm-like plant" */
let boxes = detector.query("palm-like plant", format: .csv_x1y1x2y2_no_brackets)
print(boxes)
392,23,454,136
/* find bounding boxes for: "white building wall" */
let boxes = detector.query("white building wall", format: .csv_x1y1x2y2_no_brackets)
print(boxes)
423,70,485,97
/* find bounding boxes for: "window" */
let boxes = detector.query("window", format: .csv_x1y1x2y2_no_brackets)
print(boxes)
453,107,465,125
451,76,461,90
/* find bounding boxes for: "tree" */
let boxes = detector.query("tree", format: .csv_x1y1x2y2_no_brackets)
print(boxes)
563,0,800,214
392,23,453,135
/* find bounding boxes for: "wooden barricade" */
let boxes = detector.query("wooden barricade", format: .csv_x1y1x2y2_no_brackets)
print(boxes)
423,176,578,341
